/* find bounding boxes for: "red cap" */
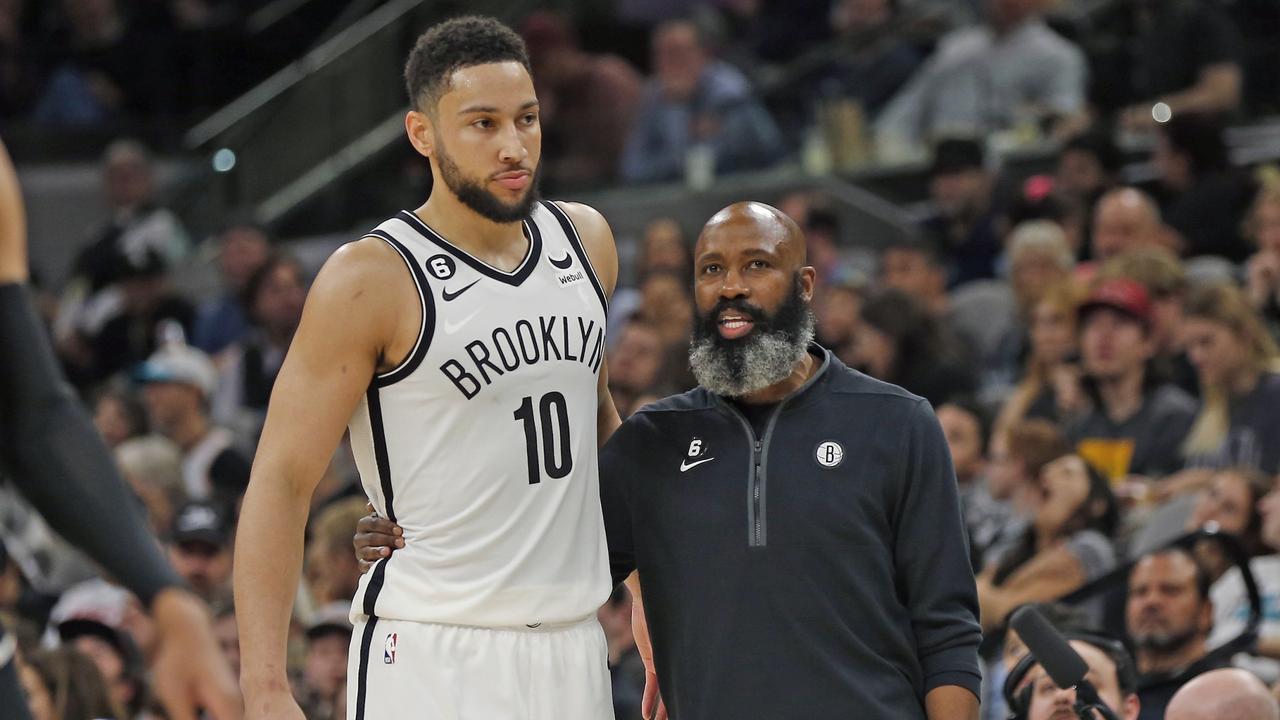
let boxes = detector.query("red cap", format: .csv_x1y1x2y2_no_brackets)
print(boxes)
1079,277,1153,327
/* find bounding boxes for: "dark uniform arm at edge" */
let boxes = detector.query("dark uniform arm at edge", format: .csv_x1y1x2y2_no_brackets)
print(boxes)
0,283,183,607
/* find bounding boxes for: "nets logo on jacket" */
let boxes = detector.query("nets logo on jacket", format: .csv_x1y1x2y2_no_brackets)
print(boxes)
815,441,844,468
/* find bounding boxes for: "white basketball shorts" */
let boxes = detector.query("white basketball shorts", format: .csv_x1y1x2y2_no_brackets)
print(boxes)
346,614,613,719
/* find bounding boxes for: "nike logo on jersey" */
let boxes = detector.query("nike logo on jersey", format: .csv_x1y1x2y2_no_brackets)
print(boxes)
442,309,482,334
548,251,573,270
680,457,716,472
442,279,480,301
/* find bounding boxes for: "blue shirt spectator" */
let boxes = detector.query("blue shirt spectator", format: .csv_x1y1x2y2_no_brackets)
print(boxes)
620,20,784,184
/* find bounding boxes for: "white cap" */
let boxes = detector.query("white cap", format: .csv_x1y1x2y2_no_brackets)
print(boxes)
135,325,218,397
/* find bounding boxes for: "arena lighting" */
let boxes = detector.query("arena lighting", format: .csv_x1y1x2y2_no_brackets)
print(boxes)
212,148,237,173
1152,102,1173,124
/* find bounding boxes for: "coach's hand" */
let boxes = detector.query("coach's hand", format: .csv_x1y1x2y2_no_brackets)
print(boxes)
354,503,404,572
150,587,243,720
627,573,668,720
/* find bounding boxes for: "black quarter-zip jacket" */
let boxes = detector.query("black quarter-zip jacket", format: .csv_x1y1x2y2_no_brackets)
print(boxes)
600,346,982,719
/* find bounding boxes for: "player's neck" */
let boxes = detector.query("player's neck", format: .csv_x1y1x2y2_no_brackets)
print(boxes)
417,192,527,255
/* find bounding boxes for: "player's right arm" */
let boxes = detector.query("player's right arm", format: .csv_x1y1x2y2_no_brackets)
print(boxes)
235,237,412,718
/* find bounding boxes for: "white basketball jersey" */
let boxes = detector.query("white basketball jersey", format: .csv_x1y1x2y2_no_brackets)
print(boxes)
347,202,611,628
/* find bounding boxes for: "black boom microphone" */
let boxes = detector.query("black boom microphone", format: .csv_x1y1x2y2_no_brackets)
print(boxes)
1009,606,1120,720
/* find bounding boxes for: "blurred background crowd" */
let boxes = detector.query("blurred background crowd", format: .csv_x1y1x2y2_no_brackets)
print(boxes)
5,0,1280,718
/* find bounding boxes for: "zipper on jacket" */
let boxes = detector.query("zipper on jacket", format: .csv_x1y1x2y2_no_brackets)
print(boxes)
717,346,831,549
752,439,763,545
722,401,786,548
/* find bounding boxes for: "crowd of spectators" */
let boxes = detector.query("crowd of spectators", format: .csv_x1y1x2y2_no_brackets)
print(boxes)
6,1,1280,719
0,0,363,144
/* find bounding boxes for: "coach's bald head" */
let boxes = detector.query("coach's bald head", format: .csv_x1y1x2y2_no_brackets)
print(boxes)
696,201,808,273
689,202,817,399
1165,669,1279,720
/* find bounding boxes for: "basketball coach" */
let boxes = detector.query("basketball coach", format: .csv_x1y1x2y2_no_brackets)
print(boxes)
599,202,981,719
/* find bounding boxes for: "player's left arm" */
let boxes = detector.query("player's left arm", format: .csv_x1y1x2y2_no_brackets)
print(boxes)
559,202,666,717
555,201,622,446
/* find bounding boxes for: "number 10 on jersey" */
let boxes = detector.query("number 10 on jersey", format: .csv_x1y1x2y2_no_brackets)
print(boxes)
513,392,573,484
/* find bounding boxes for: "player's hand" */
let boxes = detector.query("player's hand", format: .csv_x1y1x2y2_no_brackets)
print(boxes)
243,689,306,720
354,502,403,572
149,588,243,720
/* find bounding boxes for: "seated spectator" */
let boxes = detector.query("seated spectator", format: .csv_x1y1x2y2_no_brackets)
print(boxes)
1223,479,1280,672
608,320,672,418
852,287,977,406
1098,248,1196,396
977,454,1119,633
1185,468,1272,570
813,280,864,363
57,616,149,718
167,500,233,603
211,254,307,442
1165,668,1280,720
1056,131,1123,213
1091,0,1242,127
57,140,189,362
1066,278,1197,481
1126,547,1225,720
919,138,1001,286
875,0,1086,145
115,434,186,537
939,399,1015,570
878,235,948,317
1056,131,1123,260
1153,114,1256,262
994,280,1084,439
631,268,695,351
634,217,691,280
985,420,1073,562
1009,221,1076,317
984,221,1077,396
619,19,784,183
32,0,171,125
295,602,351,720
1091,187,1174,263
1180,283,1280,477
1018,633,1141,720
520,11,642,188
18,645,123,720
92,385,149,449
137,339,251,510
1243,175,1280,342
608,217,690,342
191,220,271,355
81,250,196,387
814,0,922,118
984,601,1098,720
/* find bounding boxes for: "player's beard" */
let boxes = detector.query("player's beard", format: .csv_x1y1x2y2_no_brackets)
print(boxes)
688,274,815,398
434,139,541,223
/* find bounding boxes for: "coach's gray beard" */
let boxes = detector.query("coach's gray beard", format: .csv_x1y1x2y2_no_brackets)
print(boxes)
688,310,815,398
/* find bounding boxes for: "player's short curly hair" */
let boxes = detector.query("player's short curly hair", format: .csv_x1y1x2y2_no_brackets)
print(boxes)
404,16,531,113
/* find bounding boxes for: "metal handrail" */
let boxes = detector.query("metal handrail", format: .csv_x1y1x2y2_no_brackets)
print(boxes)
184,0,426,149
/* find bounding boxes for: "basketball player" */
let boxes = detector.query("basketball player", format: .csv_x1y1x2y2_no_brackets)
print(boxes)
235,17,625,720
0,140,241,718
